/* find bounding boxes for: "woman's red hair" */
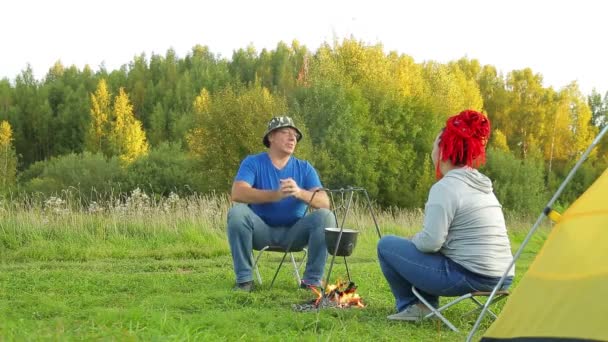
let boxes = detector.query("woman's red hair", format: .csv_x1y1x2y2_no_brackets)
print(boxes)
436,110,491,179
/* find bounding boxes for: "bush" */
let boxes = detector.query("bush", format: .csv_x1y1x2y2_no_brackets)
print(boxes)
17,145,207,202
482,147,547,215
547,159,605,208
124,142,206,196
21,152,126,200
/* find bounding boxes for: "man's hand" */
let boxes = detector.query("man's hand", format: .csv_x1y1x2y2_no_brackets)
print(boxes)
279,178,301,198
277,179,330,209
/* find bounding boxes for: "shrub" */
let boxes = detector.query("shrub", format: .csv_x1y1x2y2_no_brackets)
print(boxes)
21,152,126,200
124,142,206,196
482,147,547,215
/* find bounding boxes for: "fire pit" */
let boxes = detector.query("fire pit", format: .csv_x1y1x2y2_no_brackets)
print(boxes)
292,281,365,312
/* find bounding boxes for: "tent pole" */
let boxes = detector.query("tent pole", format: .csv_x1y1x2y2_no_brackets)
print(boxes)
467,124,608,342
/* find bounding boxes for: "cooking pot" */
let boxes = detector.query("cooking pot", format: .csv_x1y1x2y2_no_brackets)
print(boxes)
325,227,359,256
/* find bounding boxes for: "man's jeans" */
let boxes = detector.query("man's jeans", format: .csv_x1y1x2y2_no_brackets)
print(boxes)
377,235,512,312
227,203,336,285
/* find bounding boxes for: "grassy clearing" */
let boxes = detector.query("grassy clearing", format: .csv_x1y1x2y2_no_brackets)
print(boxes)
0,194,549,341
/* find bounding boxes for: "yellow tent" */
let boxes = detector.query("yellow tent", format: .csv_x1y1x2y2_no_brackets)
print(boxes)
481,168,608,341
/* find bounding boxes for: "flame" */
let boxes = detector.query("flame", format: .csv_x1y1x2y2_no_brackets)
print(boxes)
309,280,365,308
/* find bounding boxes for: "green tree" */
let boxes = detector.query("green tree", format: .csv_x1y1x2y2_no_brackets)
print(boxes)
483,147,546,214
588,89,607,128
272,41,300,95
148,102,168,146
476,64,509,128
413,154,435,207
230,45,258,85
382,98,440,206
256,48,274,89
12,65,54,166
587,90,608,162
187,84,297,192
185,44,231,93
0,78,15,126
56,83,89,154
300,38,441,206
43,63,90,155
297,80,378,195
126,54,150,128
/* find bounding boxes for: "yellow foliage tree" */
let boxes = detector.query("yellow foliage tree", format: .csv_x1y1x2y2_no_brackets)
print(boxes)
187,88,211,157
186,84,293,191
390,53,429,100
0,120,17,189
193,88,211,114
543,83,597,172
110,88,149,164
422,61,484,117
490,129,510,152
86,79,111,155
504,68,547,159
564,83,596,157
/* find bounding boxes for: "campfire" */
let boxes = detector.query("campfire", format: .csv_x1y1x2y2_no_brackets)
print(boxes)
293,280,365,312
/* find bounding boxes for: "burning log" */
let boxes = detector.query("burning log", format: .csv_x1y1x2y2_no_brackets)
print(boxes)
292,281,365,312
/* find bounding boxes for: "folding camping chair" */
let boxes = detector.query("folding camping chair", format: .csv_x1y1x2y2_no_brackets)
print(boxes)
412,286,510,332
252,246,308,289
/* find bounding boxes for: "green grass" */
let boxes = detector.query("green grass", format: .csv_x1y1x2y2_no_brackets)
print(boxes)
0,195,549,341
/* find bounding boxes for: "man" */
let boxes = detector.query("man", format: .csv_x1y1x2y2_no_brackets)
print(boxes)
227,115,335,292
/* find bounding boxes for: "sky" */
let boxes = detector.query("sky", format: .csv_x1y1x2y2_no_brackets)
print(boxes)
2,0,607,96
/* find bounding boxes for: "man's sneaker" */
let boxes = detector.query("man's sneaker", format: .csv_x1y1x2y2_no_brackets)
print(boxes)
299,280,322,289
233,281,254,292
387,304,432,321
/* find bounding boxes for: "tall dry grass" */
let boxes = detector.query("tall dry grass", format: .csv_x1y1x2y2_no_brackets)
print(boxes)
1,188,540,262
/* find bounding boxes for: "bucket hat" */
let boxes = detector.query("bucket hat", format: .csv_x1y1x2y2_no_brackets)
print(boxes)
262,116,303,147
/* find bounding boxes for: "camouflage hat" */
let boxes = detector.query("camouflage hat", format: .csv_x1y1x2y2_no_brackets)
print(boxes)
262,116,303,147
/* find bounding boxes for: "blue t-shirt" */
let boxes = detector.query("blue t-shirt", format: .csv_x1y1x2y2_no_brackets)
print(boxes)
234,152,323,227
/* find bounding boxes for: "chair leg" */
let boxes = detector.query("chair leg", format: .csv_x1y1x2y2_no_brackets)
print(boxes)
270,252,289,289
465,294,508,319
252,252,263,284
252,246,270,285
298,248,308,272
253,248,309,288
412,286,460,332
290,253,302,285
434,293,472,313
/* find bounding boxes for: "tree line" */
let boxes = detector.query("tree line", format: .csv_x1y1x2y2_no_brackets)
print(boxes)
0,38,606,213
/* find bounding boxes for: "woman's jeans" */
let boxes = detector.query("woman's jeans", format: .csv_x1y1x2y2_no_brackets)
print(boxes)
377,235,512,312
227,203,336,285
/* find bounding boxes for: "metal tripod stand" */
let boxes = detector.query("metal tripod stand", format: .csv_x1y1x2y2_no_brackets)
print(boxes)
315,187,383,299
278,187,382,294
290,187,382,304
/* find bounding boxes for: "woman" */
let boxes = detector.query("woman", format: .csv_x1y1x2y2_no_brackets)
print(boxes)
377,109,514,321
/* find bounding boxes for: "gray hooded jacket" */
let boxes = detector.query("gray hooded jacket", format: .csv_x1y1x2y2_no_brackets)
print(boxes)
412,167,515,277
